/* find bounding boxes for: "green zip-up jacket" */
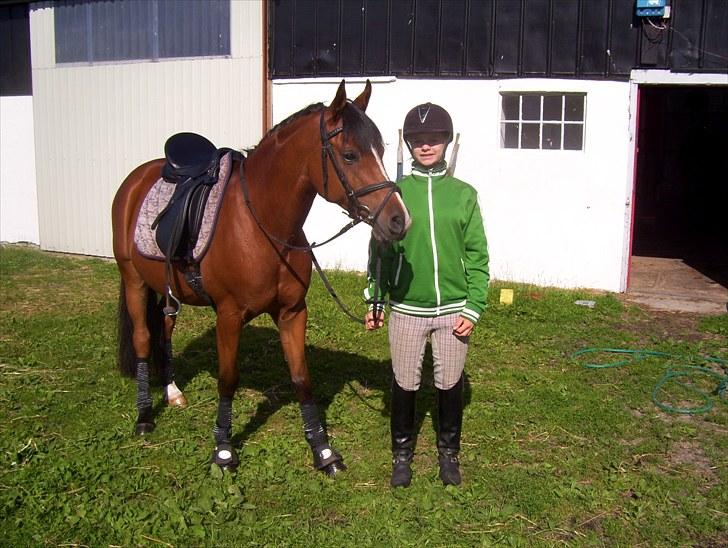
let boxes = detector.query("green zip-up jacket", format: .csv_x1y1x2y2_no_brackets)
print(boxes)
365,165,490,323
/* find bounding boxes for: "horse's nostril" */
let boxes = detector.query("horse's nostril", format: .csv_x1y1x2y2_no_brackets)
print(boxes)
389,215,404,235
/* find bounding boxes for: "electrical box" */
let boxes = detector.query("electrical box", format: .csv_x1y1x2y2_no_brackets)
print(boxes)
636,0,668,17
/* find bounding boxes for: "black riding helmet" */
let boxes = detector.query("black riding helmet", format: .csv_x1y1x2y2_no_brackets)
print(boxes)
402,102,453,145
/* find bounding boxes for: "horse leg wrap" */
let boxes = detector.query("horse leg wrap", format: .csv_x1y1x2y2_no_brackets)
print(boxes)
134,359,155,434
213,396,233,444
212,396,238,469
300,402,342,470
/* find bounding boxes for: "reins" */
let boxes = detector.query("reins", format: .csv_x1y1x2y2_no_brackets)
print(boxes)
240,108,397,325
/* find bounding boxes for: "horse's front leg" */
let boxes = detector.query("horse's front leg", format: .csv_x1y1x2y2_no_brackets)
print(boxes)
278,306,346,476
212,306,242,470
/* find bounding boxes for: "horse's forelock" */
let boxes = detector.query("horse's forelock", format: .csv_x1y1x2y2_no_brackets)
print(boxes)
342,102,384,154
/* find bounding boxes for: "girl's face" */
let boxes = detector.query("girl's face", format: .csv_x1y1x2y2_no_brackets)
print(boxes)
409,132,448,168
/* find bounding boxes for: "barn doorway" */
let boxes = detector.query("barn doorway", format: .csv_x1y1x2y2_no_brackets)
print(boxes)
629,85,728,312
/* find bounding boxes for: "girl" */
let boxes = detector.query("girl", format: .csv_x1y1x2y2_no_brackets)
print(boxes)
364,102,489,487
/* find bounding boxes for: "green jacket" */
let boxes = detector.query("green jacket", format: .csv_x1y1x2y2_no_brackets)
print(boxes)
365,165,490,323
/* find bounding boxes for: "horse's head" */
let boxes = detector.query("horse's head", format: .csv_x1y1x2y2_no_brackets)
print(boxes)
316,80,410,242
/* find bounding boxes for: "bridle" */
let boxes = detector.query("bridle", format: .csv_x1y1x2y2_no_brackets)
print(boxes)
241,108,401,251
239,107,401,324
319,110,401,227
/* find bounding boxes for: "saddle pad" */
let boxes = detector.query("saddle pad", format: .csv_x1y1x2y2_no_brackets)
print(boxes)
134,151,233,262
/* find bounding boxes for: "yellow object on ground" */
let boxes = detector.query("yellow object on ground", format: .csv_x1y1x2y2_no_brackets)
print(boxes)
500,288,514,305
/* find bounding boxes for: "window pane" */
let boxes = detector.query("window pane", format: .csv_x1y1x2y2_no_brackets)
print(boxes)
55,1,89,63
159,0,230,58
565,94,585,121
502,122,519,148
542,123,561,149
522,95,540,120
502,94,519,120
521,123,540,149
91,0,152,61
564,124,584,150
543,95,562,121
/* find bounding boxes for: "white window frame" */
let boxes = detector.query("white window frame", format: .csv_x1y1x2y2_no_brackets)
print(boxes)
500,92,587,151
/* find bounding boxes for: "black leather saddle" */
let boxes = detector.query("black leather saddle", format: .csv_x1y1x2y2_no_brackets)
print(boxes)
153,132,238,262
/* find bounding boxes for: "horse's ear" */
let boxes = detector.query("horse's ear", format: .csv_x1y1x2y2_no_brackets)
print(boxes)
329,79,347,119
352,79,372,112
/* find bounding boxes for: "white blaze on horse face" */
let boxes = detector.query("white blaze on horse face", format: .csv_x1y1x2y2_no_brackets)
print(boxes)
370,146,411,230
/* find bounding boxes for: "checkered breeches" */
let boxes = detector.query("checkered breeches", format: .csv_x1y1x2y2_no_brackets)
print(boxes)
388,311,469,391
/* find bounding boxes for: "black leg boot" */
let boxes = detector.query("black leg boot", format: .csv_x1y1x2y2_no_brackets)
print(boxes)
390,379,417,488
437,376,464,486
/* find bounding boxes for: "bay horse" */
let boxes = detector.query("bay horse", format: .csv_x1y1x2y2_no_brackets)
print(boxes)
112,81,409,474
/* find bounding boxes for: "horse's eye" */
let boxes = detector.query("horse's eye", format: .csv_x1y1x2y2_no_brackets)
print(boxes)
342,150,359,164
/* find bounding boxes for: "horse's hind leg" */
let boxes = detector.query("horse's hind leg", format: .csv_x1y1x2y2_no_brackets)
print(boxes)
160,312,188,408
118,269,157,434
278,307,346,476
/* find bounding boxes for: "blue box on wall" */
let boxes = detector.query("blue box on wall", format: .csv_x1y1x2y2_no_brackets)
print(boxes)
636,0,667,17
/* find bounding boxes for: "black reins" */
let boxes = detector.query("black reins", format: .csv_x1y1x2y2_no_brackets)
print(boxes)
240,108,398,324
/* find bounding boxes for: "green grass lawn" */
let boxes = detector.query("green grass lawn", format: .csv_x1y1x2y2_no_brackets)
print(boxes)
1,245,726,546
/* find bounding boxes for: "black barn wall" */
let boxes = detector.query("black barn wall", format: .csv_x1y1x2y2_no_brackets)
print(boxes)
269,0,728,80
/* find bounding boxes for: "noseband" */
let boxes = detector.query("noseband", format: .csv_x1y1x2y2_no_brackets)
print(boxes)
319,110,400,227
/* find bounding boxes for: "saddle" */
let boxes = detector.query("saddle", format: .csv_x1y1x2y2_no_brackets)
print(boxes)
153,132,241,263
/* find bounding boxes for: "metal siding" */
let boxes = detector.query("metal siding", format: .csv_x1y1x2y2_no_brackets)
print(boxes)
608,1,638,77
702,0,728,70
340,0,363,75
413,0,439,74
550,1,579,76
31,2,263,257
388,0,413,74
579,0,609,76
316,0,340,75
439,0,467,76
493,0,520,75
465,0,493,76
521,0,549,76
364,0,389,75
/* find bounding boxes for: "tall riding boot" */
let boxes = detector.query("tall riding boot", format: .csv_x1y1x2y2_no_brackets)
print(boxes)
390,379,417,488
437,376,464,485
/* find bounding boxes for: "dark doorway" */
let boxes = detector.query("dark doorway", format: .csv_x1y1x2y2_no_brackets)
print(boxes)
632,85,728,289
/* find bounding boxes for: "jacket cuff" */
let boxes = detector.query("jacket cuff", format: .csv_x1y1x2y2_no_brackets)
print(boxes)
460,305,482,324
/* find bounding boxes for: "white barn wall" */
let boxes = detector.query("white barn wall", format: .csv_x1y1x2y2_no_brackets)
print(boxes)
29,1,264,257
272,78,633,292
0,96,39,244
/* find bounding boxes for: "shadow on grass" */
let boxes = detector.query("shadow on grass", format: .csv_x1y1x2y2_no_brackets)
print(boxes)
146,323,472,459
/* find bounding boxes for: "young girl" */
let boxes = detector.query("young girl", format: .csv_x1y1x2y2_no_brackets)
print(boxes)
364,102,489,487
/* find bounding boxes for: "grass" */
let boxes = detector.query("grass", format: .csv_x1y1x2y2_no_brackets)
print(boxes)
1,244,726,546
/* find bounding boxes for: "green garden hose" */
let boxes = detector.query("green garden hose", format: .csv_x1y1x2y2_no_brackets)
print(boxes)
572,348,727,414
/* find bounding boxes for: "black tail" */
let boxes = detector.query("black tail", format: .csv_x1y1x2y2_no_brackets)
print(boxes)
117,283,164,378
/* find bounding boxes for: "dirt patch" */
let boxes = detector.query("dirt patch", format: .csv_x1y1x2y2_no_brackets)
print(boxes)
667,440,719,492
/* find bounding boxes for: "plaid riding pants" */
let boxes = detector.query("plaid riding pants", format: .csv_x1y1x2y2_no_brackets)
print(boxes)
388,311,469,391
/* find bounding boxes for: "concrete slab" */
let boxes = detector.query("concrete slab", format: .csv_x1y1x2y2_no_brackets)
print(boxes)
626,256,728,315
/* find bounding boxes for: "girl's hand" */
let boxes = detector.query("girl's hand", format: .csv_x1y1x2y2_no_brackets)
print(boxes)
452,316,474,337
365,310,385,330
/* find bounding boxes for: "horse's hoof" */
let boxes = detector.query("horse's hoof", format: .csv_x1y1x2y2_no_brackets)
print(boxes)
134,422,156,435
322,460,347,477
166,393,188,408
212,443,239,471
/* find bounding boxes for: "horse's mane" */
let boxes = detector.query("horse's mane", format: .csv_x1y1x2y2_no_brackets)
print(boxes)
247,100,384,154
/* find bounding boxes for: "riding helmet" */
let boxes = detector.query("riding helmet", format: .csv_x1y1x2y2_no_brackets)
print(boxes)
402,103,453,144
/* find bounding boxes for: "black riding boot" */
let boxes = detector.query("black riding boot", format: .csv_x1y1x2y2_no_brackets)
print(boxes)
390,379,417,488
437,376,464,486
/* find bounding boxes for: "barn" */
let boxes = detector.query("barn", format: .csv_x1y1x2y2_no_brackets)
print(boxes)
1,0,726,297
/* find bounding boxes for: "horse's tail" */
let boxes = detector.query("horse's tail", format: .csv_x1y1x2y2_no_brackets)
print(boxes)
117,283,164,378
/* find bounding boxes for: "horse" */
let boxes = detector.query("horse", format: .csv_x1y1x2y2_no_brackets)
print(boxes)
111,80,410,474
